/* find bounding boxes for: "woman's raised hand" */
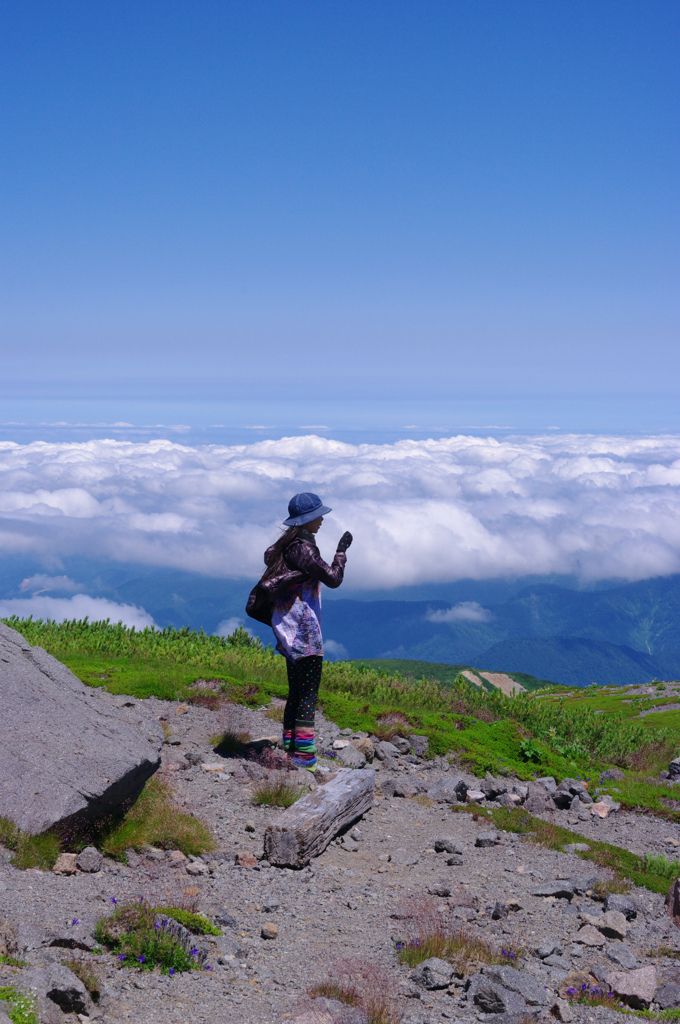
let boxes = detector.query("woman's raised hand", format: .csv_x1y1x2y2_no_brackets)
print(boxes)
336,531,353,553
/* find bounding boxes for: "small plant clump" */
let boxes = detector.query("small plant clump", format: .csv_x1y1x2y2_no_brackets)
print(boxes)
94,902,211,975
99,777,215,860
0,817,61,871
309,958,403,1024
565,981,621,1010
394,899,515,973
0,985,40,1024
153,907,220,936
251,778,307,808
62,958,101,1001
640,854,680,879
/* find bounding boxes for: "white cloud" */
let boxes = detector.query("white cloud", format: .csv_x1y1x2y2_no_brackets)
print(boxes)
324,639,349,660
0,594,156,629
215,617,252,638
427,602,492,623
19,574,82,594
1,433,680,587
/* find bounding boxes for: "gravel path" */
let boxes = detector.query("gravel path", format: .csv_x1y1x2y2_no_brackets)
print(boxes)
2,692,680,1024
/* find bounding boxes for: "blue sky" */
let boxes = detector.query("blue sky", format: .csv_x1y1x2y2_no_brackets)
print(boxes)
1,0,679,440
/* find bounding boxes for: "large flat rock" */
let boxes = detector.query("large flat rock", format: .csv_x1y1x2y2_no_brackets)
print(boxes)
0,622,163,834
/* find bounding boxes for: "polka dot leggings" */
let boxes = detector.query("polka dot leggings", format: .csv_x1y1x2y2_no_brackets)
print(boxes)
283,655,323,765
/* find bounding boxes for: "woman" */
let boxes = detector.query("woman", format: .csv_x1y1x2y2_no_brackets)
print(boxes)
262,492,352,770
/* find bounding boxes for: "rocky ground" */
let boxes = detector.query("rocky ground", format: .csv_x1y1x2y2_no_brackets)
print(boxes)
2,691,680,1024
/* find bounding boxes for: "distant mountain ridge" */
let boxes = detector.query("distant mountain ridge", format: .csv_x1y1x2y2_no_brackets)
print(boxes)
1,555,680,687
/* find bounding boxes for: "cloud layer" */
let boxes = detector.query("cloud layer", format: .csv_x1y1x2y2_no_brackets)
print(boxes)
0,594,156,629
1,433,680,588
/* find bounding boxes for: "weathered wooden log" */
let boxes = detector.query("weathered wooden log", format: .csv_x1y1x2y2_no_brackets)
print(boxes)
263,768,375,867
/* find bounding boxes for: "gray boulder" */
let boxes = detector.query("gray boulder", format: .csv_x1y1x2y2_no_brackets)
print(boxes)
49,920,97,952
410,957,454,989
668,759,680,781
408,734,429,756
524,783,554,813
427,776,468,803
337,745,365,768
21,963,91,1016
655,983,680,1009
374,740,400,760
391,736,411,754
481,777,509,800
0,622,162,834
471,978,528,1014
482,965,552,1005
604,894,638,920
607,942,637,969
475,831,499,848
531,881,575,900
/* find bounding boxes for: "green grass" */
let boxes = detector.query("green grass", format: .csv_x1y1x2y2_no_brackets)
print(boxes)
0,817,61,871
98,777,215,860
3,616,679,828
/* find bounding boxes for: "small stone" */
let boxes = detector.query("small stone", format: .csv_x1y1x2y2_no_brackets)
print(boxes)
446,854,464,866
434,836,462,855
551,997,573,1021
340,837,358,853
235,852,257,868
75,846,102,873
475,831,498,848
590,801,612,818
427,777,468,803
537,776,557,792
428,879,453,897
575,925,606,946
531,881,575,900
491,901,509,920
466,789,486,804
390,849,419,866
244,821,256,833
168,849,187,865
410,957,454,989
261,923,278,939
214,910,238,929
666,878,680,926
562,843,590,854
186,860,209,876
52,853,78,875
602,768,625,781
201,762,224,771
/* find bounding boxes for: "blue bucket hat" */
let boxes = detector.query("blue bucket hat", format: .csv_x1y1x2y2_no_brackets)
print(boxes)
283,492,332,527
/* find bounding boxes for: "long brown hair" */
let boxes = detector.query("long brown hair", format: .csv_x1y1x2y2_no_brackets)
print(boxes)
261,526,302,582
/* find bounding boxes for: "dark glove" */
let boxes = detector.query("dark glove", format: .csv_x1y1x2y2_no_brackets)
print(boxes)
336,531,353,553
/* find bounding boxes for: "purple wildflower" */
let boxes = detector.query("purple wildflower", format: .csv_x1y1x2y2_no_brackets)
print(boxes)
169,968,175,976
110,897,118,904
138,955,146,963
71,918,79,925
118,954,126,961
